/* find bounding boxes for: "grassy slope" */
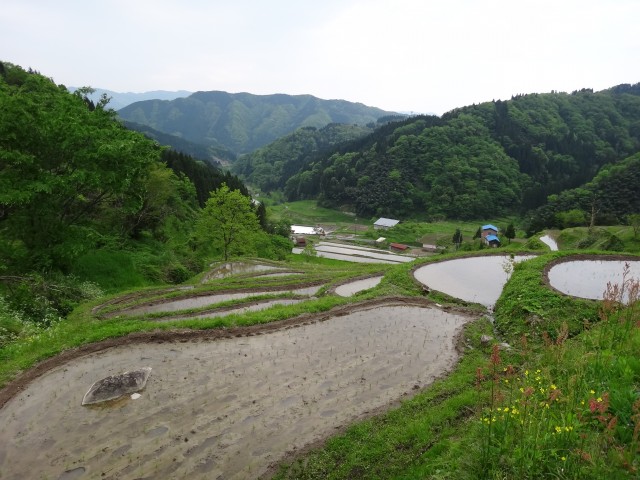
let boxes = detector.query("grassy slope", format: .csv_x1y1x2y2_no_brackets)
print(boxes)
274,252,640,479
1,202,639,478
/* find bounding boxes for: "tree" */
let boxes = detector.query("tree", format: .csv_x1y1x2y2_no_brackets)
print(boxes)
452,228,463,250
504,223,516,244
473,227,481,240
0,68,162,270
196,184,260,261
628,213,640,238
556,209,587,229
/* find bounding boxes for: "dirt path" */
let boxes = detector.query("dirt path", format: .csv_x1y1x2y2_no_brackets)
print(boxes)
0,298,473,480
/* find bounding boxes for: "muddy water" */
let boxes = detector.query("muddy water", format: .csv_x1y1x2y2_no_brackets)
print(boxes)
414,255,535,307
293,242,414,264
335,276,384,297
203,262,285,281
547,259,640,301
119,285,323,317
161,299,305,321
0,304,470,480
539,235,559,251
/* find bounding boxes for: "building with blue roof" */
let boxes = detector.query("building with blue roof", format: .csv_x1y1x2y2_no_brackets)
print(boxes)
481,225,500,247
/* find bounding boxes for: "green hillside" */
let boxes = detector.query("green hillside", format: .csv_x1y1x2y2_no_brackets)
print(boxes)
266,87,640,223
0,61,287,292
117,91,397,155
232,123,374,193
122,119,236,164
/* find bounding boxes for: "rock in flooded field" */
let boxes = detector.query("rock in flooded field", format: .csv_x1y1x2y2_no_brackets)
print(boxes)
82,367,152,405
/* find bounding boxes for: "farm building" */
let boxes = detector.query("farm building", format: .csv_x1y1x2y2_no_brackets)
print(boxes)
291,225,325,236
422,243,441,252
374,218,399,229
481,225,501,247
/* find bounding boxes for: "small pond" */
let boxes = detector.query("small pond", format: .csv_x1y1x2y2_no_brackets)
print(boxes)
334,276,384,297
547,258,640,301
413,255,535,307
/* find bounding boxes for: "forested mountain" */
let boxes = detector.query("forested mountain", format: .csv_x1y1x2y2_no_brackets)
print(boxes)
232,123,374,192
117,91,397,156
272,87,640,222
526,152,640,234
122,120,236,165
161,150,248,207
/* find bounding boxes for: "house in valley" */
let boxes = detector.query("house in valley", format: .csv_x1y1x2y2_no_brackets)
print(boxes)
373,217,399,230
481,224,501,247
389,242,409,252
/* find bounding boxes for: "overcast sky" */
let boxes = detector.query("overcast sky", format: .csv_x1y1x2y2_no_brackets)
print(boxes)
3,0,639,115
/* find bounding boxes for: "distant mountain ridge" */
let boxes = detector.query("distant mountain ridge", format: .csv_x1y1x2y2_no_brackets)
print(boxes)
69,88,192,111
117,91,399,155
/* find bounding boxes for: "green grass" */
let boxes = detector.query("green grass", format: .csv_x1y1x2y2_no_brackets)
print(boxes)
71,250,151,292
0,257,381,388
2,217,640,478
272,253,640,479
268,200,358,225
556,226,640,254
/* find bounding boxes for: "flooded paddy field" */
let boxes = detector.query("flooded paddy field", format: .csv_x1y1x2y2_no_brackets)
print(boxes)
202,262,288,282
113,285,323,317
413,255,535,307
546,257,640,301
0,299,471,480
539,235,559,251
293,241,414,264
334,276,384,297
159,298,306,322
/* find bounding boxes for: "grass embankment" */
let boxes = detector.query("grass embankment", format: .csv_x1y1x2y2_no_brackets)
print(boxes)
267,200,358,225
274,253,640,479
2,213,639,477
0,256,383,391
557,226,640,253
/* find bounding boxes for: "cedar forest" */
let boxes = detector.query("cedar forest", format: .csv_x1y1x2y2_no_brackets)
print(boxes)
235,85,640,235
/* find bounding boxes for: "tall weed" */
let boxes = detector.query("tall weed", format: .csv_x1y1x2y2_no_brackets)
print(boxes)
475,270,640,478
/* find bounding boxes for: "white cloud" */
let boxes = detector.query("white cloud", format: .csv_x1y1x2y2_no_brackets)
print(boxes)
1,0,639,114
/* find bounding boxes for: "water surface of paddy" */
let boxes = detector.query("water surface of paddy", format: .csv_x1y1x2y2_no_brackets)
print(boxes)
0,302,470,480
335,276,384,297
414,255,535,307
547,259,640,301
